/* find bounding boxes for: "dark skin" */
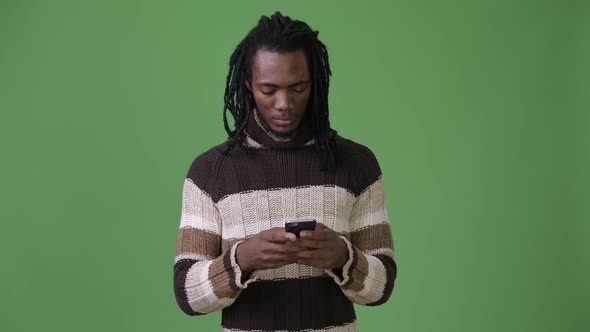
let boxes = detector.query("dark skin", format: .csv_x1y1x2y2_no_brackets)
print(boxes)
245,48,310,137
236,48,348,275
290,223,349,270
236,223,349,275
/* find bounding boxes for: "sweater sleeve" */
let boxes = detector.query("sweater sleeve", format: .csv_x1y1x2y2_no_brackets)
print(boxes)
173,177,258,316
325,152,398,305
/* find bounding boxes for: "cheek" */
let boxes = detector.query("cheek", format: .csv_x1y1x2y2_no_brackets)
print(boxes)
296,91,311,107
252,92,272,107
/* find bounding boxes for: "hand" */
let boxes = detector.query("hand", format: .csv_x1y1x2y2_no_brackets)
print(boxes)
289,223,349,270
235,227,304,274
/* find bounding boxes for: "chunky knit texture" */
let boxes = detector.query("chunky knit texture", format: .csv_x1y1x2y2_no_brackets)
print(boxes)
173,109,398,331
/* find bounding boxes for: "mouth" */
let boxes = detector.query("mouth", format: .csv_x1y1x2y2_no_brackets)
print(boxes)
272,118,294,127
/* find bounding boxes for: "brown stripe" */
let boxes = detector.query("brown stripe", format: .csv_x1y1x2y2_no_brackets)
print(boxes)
350,223,393,252
175,227,221,258
187,136,382,203
222,248,240,292
207,253,234,299
221,277,356,331
343,247,369,292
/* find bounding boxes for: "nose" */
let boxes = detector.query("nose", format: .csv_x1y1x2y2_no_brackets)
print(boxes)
274,90,293,111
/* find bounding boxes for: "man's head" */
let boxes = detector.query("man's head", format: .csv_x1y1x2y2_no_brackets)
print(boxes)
246,48,310,137
223,11,336,169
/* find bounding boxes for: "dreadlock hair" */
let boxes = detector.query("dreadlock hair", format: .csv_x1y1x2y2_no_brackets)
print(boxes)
222,11,337,171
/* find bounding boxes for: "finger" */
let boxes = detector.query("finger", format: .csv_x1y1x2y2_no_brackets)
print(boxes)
272,243,309,256
294,249,329,260
300,228,329,241
266,243,307,255
265,229,296,243
290,238,324,249
302,223,335,239
315,223,328,230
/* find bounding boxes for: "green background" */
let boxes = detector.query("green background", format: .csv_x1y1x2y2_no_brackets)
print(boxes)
1,0,588,331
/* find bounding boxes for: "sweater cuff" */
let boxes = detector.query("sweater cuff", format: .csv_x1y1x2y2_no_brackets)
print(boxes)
231,241,259,288
325,235,355,286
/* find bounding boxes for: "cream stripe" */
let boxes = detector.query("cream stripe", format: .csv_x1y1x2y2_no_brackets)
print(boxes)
363,247,395,260
352,254,387,304
349,176,389,233
174,252,211,264
254,263,328,281
217,186,355,239
185,260,236,313
179,178,221,234
222,321,358,332
244,134,264,149
245,249,396,282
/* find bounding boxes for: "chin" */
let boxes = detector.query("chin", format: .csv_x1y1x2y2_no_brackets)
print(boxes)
271,126,297,137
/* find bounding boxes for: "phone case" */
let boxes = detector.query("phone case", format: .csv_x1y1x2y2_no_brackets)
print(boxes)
285,219,317,237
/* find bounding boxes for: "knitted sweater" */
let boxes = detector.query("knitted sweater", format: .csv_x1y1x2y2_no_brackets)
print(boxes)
173,110,398,331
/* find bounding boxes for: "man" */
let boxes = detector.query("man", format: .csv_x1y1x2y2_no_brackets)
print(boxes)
173,11,397,332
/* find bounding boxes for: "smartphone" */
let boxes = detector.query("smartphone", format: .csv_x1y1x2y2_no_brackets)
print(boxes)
285,219,317,237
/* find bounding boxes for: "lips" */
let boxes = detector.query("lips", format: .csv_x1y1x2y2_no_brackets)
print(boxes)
272,118,294,126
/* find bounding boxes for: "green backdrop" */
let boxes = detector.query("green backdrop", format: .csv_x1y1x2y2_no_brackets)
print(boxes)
1,0,588,331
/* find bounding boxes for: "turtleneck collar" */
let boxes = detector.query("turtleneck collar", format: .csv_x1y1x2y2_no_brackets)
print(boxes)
244,108,315,150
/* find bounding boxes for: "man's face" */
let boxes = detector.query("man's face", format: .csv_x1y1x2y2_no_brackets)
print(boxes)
247,48,311,137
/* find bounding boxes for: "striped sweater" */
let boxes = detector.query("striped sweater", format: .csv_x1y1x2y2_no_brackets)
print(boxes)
173,110,398,331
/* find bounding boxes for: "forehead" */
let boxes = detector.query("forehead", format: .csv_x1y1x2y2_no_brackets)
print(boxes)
251,49,309,83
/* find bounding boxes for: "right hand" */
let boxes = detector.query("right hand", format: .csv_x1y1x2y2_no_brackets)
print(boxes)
235,227,303,274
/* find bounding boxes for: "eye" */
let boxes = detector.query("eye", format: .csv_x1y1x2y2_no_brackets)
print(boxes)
260,90,275,96
292,82,309,93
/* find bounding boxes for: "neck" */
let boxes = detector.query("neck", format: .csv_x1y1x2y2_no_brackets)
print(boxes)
252,109,299,143
244,108,315,150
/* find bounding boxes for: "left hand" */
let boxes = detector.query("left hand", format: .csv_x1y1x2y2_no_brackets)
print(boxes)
288,223,349,269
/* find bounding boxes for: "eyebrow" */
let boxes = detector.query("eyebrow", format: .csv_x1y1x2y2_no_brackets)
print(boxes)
255,80,310,88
